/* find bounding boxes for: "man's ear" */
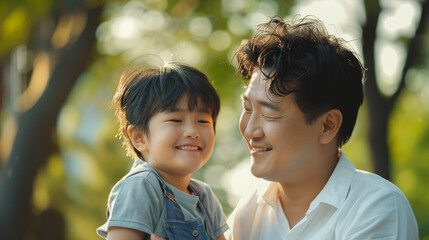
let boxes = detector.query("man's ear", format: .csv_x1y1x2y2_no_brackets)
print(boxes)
319,109,342,145
127,125,148,153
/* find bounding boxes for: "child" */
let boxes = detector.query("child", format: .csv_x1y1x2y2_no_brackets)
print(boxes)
97,62,228,240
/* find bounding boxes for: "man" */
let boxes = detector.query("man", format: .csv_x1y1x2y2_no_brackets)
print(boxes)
226,16,418,239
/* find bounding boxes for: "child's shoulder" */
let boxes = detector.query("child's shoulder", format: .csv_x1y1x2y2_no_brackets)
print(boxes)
107,166,164,206
189,178,218,201
111,163,161,194
190,178,212,192
122,165,159,186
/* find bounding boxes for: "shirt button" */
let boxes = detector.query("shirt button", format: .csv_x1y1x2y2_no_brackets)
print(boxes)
192,230,199,237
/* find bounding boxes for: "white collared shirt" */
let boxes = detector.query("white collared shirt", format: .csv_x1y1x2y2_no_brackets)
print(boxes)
226,151,418,240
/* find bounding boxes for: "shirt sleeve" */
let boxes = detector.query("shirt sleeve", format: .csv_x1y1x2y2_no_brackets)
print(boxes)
97,172,164,238
340,190,419,240
199,183,229,238
225,190,259,240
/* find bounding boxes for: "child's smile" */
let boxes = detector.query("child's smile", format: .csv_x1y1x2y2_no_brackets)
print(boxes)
175,144,202,151
140,94,215,185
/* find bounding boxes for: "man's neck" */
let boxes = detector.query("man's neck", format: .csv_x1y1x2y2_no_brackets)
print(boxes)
278,149,340,228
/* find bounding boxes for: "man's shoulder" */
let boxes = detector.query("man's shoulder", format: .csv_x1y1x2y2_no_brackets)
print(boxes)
352,169,405,196
344,169,413,214
337,169,418,239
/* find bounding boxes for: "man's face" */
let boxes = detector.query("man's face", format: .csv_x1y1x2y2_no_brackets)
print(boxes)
239,69,324,184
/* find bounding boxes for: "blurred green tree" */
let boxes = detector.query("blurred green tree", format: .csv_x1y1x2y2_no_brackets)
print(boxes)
0,0,103,239
362,0,429,180
1,0,429,239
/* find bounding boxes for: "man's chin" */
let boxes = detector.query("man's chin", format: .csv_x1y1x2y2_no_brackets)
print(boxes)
250,164,266,179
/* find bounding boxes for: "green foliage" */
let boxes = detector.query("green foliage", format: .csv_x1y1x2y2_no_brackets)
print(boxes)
390,90,429,238
0,0,54,58
2,0,428,239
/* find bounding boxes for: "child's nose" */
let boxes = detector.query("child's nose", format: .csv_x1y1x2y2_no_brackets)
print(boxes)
184,122,200,139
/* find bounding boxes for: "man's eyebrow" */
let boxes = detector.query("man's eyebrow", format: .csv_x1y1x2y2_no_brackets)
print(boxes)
240,93,280,111
258,100,280,111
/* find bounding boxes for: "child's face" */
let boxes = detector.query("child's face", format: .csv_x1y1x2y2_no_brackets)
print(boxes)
142,94,215,179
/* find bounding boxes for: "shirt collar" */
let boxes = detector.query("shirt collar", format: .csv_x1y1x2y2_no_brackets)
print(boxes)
308,150,356,212
259,150,356,211
259,182,280,207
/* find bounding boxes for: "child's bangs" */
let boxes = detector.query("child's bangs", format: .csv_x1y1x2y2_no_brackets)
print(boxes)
159,86,216,114
158,68,218,115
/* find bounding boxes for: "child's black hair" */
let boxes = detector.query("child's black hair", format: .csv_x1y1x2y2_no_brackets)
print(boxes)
113,62,220,160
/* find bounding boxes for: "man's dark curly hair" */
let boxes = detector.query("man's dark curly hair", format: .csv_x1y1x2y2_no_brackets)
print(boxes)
236,16,365,146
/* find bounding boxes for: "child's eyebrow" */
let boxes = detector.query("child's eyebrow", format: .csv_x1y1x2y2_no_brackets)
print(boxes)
166,107,211,114
197,108,211,114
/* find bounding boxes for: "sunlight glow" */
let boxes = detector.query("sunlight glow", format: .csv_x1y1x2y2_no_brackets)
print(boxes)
189,16,212,39
112,16,139,39
19,51,50,111
141,11,166,31
52,14,74,48
228,14,249,36
203,165,228,189
174,41,204,66
376,40,406,95
291,0,363,55
222,158,270,206
380,44,401,78
254,1,278,18
376,0,420,95
245,11,270,31
293,0,347,28
379,0,420,38
222,0,248,14
209,31,231,51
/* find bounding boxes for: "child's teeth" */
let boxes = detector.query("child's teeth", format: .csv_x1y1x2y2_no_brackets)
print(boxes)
179,146,198,150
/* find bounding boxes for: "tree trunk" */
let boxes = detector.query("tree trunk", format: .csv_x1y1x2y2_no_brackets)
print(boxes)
362,0,429,180
362,0,391,179
0,5,102,240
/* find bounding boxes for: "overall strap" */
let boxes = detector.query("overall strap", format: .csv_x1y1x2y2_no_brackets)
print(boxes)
127,162,185,221
188,182,216,240
151,171,185,221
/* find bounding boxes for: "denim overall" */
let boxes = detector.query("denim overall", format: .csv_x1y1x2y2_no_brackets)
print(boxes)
124,163,216,240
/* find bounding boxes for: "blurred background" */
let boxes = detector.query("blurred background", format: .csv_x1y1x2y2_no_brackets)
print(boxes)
1,0,428,239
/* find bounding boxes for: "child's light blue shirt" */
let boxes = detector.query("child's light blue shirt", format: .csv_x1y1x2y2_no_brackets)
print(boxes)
97,160,228,239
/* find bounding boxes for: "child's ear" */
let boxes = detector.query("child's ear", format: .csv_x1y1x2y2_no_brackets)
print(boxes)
127,125,148,153
319,109,342,145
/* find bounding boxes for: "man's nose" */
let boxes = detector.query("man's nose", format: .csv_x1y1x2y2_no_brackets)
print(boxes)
243,114,263,140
